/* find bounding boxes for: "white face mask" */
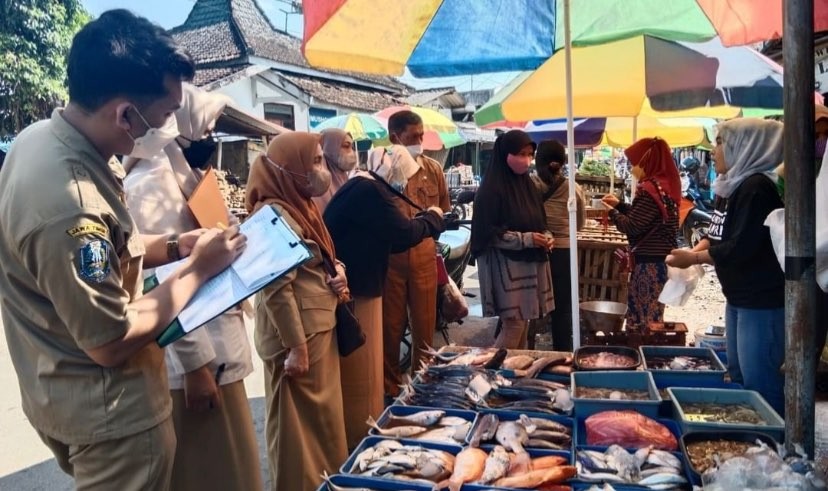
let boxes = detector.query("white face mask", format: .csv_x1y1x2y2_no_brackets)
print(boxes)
127,108,179,159
406,144,423,158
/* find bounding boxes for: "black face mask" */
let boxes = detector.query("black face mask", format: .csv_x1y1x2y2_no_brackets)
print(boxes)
179,134,217,169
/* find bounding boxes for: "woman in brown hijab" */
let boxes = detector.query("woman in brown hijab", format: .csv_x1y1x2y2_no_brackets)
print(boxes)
245,132,348,491
313,128,358,212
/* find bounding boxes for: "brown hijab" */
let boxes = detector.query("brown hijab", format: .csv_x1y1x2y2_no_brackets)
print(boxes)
245,132,337,263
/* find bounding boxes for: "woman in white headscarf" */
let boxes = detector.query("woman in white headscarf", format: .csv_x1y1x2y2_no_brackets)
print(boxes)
323,145,444,448
668,118,785,415
312,128,357,212
124,84,262,491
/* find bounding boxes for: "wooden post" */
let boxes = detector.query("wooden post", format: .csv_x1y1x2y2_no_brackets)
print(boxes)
783,0,817,457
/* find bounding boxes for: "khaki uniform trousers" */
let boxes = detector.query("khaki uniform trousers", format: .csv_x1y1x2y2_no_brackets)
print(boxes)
383,239,438,396
37,417,176,491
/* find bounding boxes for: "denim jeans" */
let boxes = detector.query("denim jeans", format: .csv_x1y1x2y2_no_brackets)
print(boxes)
725,304,785,416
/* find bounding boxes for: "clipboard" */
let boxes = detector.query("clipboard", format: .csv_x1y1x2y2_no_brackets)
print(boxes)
145,205,313,347
188,167,231,228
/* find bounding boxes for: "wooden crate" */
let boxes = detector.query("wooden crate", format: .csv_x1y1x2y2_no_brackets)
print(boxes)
576,237,629,303
581,322,688,348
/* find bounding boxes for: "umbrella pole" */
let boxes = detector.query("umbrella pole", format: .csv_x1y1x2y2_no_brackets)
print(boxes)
563,0,580,350
783,0,816,457
630,116,638,200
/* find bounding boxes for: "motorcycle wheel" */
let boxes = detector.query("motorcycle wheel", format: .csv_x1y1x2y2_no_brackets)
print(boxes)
682,218,709,249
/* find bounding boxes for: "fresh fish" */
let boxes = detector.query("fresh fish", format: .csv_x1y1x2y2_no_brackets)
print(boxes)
465,374,494,403
529,430,572,444
440,447,487,491
530,455,569,470
526,439,567,450
647,355,715,371
646,449,683,470
493,465,577,488
437,416,468,427
636,472,688,486
469,413,499,448
366,416,426,438
523,356,570,379
552,388,574,413
639,466,682,477
483,348,509,370
526,417,571,434
605,444,639,482
545,363,574,375
386,410,445,428
495,421,532,454
502,354,535,370
477,445,511,484
576,387,651,401
584,485,618,491
512,378,568,391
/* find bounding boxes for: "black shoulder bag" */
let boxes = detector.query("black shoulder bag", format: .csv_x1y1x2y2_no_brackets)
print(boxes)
321,256,365,357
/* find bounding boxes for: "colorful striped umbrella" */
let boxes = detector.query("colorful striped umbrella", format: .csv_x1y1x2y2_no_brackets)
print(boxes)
524,116,717,149
474,36,784,124
374,106,465,150
302,0,828,76
314,113,387,141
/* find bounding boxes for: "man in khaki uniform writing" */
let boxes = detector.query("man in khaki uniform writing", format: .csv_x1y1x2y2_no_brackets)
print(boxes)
383,111,451,398
0,11,245,490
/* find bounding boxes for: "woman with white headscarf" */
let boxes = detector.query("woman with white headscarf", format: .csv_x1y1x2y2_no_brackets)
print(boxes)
668,118,785,415
124,84,262,491
312,128,358,212
323,145,444,448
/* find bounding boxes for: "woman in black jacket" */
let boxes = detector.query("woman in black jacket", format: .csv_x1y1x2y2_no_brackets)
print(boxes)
323,145,444,448
668,118,785,416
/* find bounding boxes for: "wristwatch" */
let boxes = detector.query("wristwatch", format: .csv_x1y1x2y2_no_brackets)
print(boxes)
166,233,181,261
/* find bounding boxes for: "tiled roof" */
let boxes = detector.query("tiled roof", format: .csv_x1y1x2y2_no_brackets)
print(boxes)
279,73,402,112
192,65,251,87
171,0,409,94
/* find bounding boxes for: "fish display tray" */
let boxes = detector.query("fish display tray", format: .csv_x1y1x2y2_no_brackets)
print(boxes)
640,346,726,386
654,380,743,419
467,410,574,451
456,448,573,491
369,405,478,441
340,436,461,476
573,415,682,449
582,323,688,349
667,388,785,441
572,371,661,418
315,473,436,491
574,345,642,371
679,430,780,485
573,445,692,491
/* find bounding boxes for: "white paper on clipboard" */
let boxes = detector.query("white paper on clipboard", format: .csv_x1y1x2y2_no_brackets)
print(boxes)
154,205,311,333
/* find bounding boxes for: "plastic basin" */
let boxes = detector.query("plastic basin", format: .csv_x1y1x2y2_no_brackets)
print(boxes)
571,371,661,418
640,346,726,386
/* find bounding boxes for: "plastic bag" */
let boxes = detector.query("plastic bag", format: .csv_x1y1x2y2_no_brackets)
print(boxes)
439,276,468,323
764,208,786,272
658,264,706,307
584,410,678,450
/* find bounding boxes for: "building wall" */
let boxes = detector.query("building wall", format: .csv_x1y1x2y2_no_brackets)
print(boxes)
214,77,311,131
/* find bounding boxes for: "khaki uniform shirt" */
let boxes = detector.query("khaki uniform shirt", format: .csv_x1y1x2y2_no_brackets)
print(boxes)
396,155,451,217
0,109,170,445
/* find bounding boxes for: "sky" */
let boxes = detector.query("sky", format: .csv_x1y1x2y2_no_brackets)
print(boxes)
80,0,519,92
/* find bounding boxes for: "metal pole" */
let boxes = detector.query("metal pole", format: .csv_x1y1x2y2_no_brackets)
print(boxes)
783,0,816,457
630,117,638,200
564,0,580,349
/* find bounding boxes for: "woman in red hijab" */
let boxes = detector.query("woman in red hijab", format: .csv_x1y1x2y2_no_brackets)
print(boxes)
603,137,681,328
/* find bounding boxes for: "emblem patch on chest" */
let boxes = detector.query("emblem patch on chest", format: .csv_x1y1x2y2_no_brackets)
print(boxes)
78,240,111,283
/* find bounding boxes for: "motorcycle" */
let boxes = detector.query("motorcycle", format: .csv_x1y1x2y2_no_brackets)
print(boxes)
449,186,476,220
679,159,713,248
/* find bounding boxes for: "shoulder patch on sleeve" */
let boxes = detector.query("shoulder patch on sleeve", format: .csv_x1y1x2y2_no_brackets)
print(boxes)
66,223,109,238
77,240,111,283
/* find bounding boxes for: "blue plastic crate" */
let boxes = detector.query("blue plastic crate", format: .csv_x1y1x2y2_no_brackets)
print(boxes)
468,409,573,452
369,405,477,443
654,379,743,418
574,414,681,450
340,436,461,475
316,473,436,491
667,387,785,441
572,371,662,418
680,430,780,486
640,346,726,387
573,445,692,491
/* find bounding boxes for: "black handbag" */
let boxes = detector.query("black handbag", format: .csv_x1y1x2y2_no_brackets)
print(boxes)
322,256,365,357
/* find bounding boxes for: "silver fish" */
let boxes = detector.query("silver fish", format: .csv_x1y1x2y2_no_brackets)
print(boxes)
387,409,446,427
437,416,468,427
366,416,426,438
525,416,571,434
495,421,531,454
526,438,567,450
469,413,499,447
477,445,511,484
636,472,688,486
646,449,683,469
